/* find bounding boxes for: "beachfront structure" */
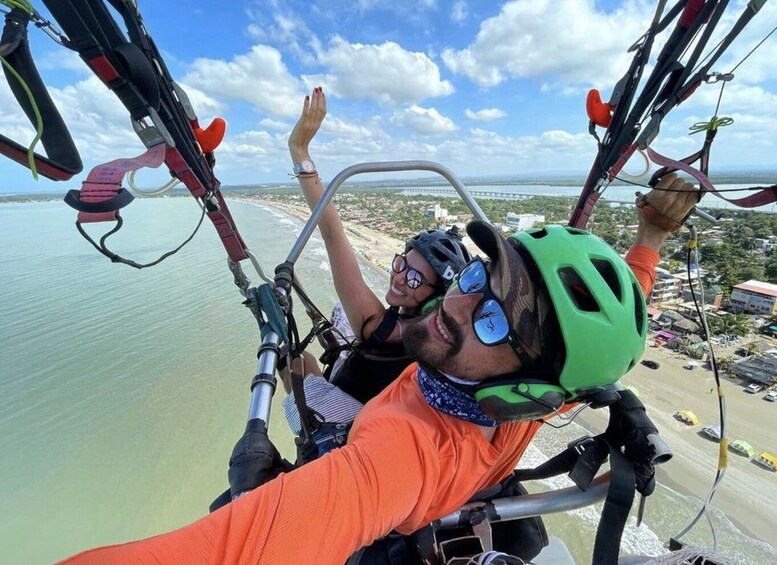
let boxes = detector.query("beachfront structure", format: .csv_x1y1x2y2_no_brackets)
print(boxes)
505,213,545,231
649,269,681,305
728,350,777,386
729,280,777,315
425,204,448,220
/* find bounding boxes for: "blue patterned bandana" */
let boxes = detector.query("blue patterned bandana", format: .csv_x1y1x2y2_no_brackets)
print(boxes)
417,365,500,427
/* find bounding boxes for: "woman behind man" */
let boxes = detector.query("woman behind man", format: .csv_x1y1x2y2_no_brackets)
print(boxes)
283,87,471,457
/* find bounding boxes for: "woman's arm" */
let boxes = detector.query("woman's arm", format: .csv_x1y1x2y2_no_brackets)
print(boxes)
289,88,388,339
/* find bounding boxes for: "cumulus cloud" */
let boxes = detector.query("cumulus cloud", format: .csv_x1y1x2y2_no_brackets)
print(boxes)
465,108,506,121
183,45,303,117
390,106,457,135
441,0,651,89
309,36,454,106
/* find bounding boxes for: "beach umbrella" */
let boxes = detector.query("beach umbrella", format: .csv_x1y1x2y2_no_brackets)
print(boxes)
729,439,754,458
673,409,699,425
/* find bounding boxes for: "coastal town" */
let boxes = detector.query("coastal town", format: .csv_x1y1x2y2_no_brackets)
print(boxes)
247,186,777,455
236,185,777,549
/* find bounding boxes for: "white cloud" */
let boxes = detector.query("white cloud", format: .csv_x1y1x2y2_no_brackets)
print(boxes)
450,1,468,23
183,45,303,118
309,36,454,106
465,108,506,121
441,0,652,89
390,106,457,135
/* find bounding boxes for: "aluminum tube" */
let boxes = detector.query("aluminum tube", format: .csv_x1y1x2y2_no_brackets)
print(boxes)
436,473,611,528
285,161,490,265
248,331,281,423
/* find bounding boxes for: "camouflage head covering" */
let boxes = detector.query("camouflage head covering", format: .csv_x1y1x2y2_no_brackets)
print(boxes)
466,220,551,364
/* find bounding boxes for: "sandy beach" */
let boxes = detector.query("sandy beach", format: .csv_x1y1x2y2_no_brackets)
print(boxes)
245,196,777,550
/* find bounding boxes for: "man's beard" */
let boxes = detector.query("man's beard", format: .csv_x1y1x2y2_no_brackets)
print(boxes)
404,307,466,376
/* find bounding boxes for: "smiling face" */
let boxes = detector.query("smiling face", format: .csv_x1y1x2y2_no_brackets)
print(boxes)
386,248,439,311
404,260,522,381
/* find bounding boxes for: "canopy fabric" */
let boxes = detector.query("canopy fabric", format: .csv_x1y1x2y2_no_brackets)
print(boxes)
674,409,699,425
729,439,754,457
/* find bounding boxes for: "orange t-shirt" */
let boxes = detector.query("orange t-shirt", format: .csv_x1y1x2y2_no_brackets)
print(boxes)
60,246,658,565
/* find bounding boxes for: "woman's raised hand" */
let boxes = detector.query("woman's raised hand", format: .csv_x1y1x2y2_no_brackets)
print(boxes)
289,87,327,160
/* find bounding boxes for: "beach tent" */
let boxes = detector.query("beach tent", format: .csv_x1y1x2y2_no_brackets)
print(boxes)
673,410,699,426
701,424,721,441
729,439,754,458
755,452,777,472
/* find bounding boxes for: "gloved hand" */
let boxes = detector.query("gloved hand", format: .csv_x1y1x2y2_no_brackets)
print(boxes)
227,418,295,498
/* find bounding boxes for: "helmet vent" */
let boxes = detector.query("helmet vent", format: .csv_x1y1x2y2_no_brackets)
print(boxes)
558,267,600,312
633,284,646,336
591,259,622,302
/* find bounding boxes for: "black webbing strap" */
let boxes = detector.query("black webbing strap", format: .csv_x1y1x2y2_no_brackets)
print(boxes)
0,8,82,180
364,307,400,344
592,441,637,565
512,435,636,565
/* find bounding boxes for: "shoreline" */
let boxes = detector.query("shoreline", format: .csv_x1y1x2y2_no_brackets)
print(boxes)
240,196,777,551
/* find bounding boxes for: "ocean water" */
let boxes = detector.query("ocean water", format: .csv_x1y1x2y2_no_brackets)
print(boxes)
1,198,774,564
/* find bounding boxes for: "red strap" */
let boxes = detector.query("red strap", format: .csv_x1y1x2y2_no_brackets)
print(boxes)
76,144,167,223
647,147,777,209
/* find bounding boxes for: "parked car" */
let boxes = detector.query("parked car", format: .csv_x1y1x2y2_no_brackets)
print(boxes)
764,390,777,402
745,383,765,394
640,360,660,370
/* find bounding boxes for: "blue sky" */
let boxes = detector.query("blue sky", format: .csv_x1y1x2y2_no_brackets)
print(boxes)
2,0,776,194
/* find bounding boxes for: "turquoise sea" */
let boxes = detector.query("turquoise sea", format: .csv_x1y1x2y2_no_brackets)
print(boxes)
1,198,775,564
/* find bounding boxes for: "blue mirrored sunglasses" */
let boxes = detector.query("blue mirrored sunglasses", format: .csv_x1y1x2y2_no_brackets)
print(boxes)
455,258,528,363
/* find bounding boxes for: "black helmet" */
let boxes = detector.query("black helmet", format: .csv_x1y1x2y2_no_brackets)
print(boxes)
405,226,471,290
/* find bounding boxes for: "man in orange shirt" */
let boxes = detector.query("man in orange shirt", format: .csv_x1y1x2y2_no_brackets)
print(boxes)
61,175,699,565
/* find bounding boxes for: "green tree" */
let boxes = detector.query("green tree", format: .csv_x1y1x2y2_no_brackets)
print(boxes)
707,313,751,337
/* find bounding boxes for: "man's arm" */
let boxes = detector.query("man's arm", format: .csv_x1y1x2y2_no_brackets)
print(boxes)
59,416,436,565
626,173,700,297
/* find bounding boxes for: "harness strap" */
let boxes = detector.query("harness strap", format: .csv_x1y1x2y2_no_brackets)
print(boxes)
43,0,249,261
648,146,776,208
364,307,401,345
0,8,82,180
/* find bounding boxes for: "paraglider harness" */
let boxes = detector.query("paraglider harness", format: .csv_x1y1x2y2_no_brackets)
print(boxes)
335,387,669,565
322,306,415,406
1,0,248,268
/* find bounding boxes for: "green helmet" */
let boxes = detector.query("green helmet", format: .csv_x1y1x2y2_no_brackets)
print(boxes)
510,225,647,398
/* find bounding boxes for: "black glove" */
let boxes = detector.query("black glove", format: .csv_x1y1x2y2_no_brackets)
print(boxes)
227,418,295,498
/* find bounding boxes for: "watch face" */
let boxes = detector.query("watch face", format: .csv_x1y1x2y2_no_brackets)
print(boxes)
295,159,316,174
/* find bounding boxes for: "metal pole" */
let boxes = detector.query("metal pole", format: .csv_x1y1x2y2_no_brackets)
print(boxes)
247,330,281,423
286,161,490,265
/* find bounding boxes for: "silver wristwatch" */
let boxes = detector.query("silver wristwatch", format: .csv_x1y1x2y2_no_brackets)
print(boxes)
292,159,316,176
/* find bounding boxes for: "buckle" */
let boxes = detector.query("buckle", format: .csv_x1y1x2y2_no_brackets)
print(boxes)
568,435,595,455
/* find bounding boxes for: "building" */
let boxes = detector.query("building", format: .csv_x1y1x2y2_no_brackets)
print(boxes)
649,268,680,305
505,213,545,231
425,204,448,220
729,350,777,386
729,280,777,316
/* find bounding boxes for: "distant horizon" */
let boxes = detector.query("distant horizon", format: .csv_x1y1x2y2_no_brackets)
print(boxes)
4,167,776,199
